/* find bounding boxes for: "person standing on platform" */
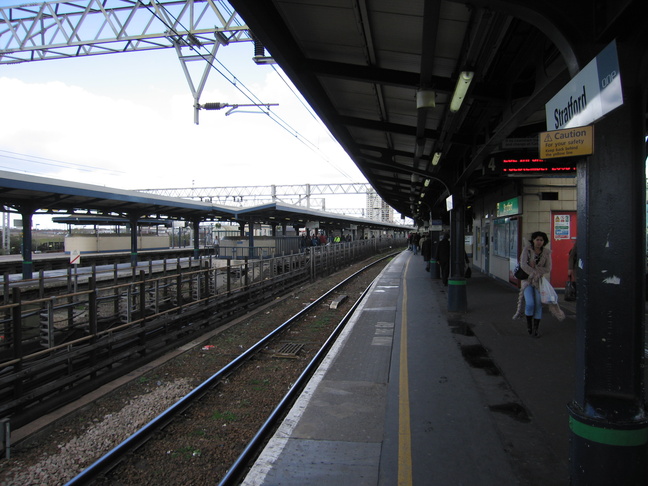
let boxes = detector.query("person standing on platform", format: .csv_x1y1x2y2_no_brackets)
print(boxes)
412,232,420,255
512,231,563,337
214,235,220,257
421,232,432,272
436,232,451,286
568,240,578,282
566,239,578,301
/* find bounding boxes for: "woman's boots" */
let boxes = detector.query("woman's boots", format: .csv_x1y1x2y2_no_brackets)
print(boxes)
526,316,541,337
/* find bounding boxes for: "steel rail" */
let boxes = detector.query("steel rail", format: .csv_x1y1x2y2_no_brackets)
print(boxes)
64,251,398,485
217,261,381,486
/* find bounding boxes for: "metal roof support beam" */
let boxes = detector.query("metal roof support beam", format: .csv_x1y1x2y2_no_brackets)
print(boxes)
413,0,442,170
454,66,569,189
0,0,253,64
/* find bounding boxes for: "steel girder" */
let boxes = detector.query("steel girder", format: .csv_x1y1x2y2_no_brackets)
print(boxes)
0,0,251,64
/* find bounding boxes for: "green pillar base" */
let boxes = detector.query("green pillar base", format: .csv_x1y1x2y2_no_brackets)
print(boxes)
448,277,467,312
429,259,440,279
568,402,648,485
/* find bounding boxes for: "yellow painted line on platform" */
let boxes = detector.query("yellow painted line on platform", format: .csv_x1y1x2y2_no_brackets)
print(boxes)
398,257,412,485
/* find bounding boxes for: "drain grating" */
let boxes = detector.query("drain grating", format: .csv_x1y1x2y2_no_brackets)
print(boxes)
273,342,305,358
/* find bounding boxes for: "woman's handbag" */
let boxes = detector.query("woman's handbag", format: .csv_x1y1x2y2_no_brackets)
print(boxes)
513,264,528,280
539,277,559,304
564,278,576,301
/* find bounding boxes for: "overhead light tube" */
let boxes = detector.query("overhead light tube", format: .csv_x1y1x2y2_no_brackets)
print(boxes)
449,71,474,112
431,152,442,166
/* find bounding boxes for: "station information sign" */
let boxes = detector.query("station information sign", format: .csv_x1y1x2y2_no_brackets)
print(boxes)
545,40,622,131
485,154,577,175
496,197,521,217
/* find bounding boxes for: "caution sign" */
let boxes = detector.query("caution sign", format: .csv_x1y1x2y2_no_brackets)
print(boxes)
540,126,594,159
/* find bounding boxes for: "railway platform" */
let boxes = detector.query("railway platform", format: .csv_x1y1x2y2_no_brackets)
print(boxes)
241,249,579,485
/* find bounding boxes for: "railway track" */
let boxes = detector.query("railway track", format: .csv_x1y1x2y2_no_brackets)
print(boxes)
0,252,397,485
1,239,401,432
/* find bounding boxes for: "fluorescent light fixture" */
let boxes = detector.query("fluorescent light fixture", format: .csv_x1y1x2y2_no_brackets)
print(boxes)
424,178,430,187
420,192,425,198
432,152,442,165
449,71,474,112
416,89,436,109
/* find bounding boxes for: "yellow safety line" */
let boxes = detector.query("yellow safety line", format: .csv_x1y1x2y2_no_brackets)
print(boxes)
398,257,412,485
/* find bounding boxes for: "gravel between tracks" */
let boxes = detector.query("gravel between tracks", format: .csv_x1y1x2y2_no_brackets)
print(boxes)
0,253,395,486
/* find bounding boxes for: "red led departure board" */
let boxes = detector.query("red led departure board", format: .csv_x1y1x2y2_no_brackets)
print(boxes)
485,155,577,174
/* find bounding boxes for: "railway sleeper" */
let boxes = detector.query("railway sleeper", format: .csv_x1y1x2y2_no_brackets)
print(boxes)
0,277,307,426
0,245,391,438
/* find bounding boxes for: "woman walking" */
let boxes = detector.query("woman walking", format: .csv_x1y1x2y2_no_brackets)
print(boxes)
513,231,562,337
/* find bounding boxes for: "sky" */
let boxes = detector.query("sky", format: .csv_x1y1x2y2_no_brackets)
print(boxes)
0,10,371,227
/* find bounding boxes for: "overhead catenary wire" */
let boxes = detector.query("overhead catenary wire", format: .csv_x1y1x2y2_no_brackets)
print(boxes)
211,53,356,181
0,1,356,183
149,1,357,182
0,149,125,176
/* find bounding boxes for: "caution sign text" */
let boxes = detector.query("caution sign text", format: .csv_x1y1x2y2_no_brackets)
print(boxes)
540,126,593,159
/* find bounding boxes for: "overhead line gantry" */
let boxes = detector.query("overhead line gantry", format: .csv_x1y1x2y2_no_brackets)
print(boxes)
0,0,272,123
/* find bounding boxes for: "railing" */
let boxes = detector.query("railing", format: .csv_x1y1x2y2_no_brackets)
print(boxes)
0,237,405,432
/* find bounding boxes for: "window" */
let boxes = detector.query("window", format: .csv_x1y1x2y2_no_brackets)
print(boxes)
493,217,519,259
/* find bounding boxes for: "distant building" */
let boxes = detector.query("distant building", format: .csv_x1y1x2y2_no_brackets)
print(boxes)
366,189,394,223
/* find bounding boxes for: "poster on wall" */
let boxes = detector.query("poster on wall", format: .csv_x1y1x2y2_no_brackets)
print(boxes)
553,214,571,240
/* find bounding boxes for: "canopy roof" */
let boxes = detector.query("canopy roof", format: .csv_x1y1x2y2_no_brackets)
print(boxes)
0,170,407,232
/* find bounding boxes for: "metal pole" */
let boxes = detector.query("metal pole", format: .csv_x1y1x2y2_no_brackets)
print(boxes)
20,208,34,279
192,219,201,260
128,214,139,269
447,199,467,312
568,43,647,484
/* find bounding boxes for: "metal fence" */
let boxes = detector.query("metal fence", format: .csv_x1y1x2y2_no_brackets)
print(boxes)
0,236,405,436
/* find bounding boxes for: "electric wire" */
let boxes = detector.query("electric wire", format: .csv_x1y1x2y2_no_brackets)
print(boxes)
0,1,355,182
0,149,125,176
269,64,356,181
150,0,357,181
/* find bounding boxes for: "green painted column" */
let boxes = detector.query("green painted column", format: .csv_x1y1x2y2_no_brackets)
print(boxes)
569,39,647,484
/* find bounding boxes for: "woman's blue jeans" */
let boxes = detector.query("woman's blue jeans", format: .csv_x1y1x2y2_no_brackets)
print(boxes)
524,284,542,319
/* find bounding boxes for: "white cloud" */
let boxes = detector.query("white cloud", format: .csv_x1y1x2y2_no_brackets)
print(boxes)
0,47,365,193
